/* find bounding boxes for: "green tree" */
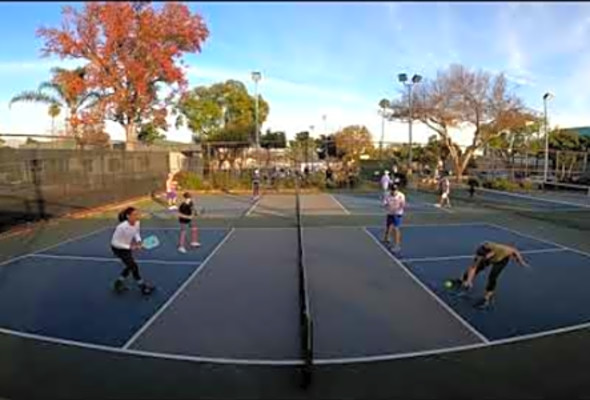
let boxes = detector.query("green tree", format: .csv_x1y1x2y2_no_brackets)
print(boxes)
547,128,583,179
138,122,166,145
289,131,316,166
334,125,374,163
260,129,286,149
177,80,270,143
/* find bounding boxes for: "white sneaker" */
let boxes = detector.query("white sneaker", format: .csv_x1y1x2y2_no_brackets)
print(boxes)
434,204,441,208
190,242,201,248
392,245,401,253
169,205,178,210
178,246,187,253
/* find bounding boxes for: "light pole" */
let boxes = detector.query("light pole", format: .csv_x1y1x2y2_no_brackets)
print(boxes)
398,73,422,174
543,92,554,185
251,71,262,148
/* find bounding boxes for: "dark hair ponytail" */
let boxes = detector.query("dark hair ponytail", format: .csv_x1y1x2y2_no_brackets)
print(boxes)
118,207,136,222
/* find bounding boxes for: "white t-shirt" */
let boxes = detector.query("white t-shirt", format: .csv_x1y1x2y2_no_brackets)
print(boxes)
380,175,392,191
440,178,450,194
111,221,142,250
383,192,406,215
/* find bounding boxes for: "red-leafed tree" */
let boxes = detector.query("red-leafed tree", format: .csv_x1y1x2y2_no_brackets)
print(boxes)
37,2,209,148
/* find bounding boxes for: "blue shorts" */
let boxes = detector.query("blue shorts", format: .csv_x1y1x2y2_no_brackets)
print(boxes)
386,214,403,228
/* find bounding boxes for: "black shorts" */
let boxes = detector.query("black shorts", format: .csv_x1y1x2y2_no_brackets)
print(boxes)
179,218,193,226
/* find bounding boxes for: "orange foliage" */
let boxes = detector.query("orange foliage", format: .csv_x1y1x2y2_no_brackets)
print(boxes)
37,2,209,140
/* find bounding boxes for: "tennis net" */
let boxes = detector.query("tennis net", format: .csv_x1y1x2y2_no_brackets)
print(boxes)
295,175,313,388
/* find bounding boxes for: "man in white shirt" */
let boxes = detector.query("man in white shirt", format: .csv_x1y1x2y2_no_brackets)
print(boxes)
436,173,452,208
382,184,406,253
380,171,392,200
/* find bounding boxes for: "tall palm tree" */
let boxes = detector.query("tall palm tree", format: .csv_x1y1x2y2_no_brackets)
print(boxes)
47,103,62,135
9,66,101,136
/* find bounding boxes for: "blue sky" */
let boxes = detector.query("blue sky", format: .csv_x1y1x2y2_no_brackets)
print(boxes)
1,2,590,143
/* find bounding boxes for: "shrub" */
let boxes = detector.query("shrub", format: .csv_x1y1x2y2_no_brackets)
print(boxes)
175,171,203,191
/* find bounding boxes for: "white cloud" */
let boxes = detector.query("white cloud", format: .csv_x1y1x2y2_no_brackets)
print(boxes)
0,59,85,73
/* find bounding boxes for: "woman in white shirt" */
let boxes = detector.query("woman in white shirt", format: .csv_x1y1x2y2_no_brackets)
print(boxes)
111,207,154,295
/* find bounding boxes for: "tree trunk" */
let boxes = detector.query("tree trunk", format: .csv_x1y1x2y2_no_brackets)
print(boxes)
125,122,137,150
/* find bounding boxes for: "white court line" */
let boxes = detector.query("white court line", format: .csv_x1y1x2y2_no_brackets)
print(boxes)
479,187,590,209
29,253,202,266
329,194,351,215
2,309,590,366
363,227,490,344
316,319,590,364
122,228,236,349
401,248,567,263
484,222,590,258
244,198,261,217
0,225,111,268
0,326,302,366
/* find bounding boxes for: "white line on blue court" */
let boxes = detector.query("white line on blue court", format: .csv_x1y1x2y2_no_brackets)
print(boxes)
484,222,590,258
29,253,202,266
363,227,490,344
122,228,236,350
0,225,111,268
401,248,567,263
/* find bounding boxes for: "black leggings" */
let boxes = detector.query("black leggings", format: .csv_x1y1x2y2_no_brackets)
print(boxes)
111,246,141,281
462,258,509,292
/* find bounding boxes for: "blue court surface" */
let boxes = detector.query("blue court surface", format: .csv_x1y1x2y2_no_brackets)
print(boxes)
367,223,590,341
333,193,442,214
1,219,590,366
0,228,229,346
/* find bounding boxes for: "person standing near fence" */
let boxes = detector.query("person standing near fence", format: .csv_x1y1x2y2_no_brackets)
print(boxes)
436,173,452,208
380,171,392,200
252,169,261,200
165,173,178,210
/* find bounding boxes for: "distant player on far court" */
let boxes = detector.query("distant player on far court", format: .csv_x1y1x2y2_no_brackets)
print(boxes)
380,170,392,201
436,173,452,208
165,173,178,210
448,241,529,309
382,184,406,253
111,207,155,295
177,192,201,253
252,169,261,200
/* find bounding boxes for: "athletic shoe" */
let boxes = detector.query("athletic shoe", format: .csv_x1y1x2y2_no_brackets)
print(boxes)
168,205,178,210
190,242,201,247
434,204,442,208
178,246,187,253
473,297,490,309
392,245,401,253
113,279,128,293
140,283,155,296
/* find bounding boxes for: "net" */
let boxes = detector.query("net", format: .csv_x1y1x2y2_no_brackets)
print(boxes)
295,174,313,387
